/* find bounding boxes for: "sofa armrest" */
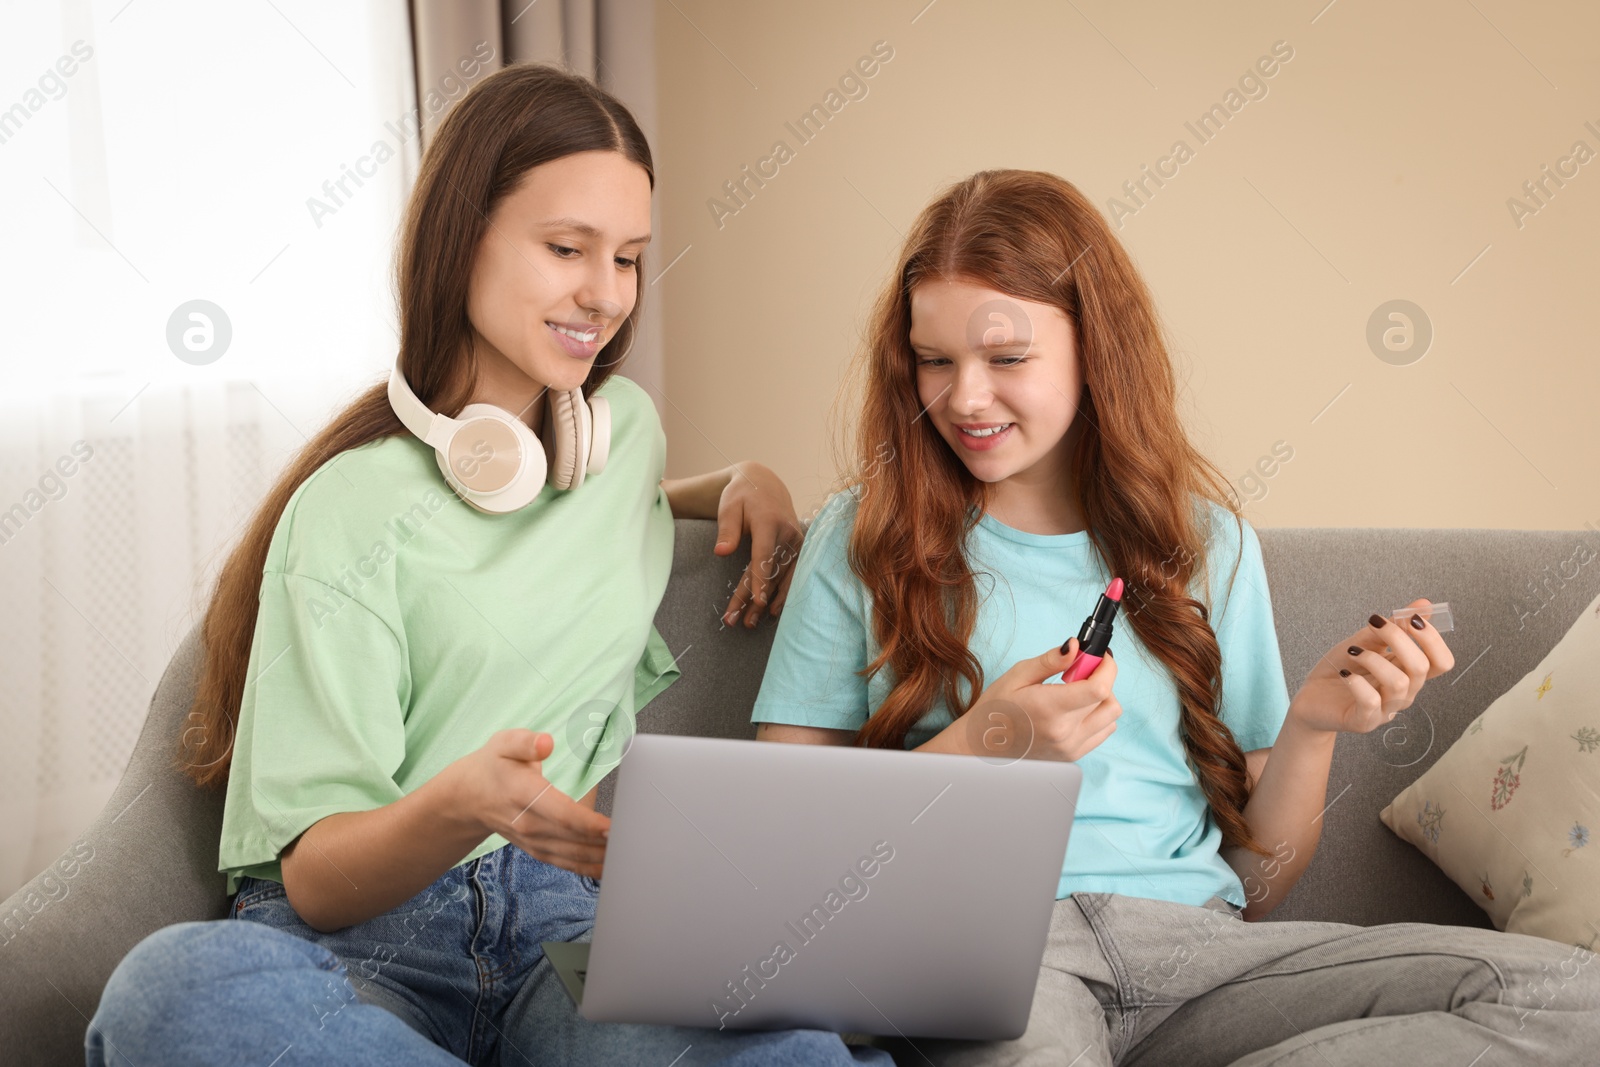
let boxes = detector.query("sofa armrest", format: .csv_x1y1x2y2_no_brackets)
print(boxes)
0,625,229,1067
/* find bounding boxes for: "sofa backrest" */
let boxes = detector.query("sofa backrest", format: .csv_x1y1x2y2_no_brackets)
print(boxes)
1250,527,1597,925
6,518,1596,1066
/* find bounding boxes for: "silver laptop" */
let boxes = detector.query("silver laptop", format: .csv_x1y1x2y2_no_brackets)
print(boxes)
542,733,1081,1040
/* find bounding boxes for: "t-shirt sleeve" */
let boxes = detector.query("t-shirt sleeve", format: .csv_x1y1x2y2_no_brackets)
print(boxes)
750,491,872,733
219,569,411,873
1206,512,1292,753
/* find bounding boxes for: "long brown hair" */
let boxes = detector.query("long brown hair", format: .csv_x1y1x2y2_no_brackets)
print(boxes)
834,169,1271,858
178,63,654,787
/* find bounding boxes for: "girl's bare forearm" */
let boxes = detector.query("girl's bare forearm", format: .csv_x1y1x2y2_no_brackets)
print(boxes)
1222,710,1337,919
660,466,734,520
280,766,485,932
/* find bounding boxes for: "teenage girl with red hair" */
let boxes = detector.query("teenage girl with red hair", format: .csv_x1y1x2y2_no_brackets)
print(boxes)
755,168,1600,1065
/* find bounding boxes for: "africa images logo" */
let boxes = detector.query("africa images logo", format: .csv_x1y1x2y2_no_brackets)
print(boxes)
304,488,447,629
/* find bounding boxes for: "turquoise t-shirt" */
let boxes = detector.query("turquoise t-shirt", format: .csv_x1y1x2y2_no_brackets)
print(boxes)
217,374,682,895
750,488,1291,909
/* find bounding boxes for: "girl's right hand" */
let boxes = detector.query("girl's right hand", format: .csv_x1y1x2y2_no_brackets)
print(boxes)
444,729,611,879
963,639,1121,762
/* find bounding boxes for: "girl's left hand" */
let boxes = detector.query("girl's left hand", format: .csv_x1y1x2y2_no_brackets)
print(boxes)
1288,598,1457,735
715,461,804,629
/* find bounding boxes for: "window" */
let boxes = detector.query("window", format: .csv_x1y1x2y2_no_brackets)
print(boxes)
1,0,416,396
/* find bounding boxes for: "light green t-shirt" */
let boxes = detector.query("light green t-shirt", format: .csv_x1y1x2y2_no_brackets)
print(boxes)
218,374,680,895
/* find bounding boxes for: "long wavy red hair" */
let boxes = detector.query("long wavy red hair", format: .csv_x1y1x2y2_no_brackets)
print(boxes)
831,169,1271,858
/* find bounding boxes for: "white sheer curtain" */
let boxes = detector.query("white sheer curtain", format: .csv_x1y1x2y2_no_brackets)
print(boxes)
0,0,417,896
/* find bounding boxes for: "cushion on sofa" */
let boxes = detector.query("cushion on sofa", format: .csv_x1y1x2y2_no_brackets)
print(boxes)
1380,588,1600,950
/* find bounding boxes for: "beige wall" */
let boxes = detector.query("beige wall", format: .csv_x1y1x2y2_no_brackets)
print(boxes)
653,0,1598,532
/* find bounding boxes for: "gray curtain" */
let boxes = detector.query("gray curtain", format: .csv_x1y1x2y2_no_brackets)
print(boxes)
408,0,666,405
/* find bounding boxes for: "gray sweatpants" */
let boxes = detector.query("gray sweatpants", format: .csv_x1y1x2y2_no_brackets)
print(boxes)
875,891,1600,1065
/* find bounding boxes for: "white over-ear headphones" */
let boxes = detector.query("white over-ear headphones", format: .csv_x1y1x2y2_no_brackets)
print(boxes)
387,360,611,514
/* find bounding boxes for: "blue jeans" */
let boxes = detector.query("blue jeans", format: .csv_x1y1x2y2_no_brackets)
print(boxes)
85,843,891,1066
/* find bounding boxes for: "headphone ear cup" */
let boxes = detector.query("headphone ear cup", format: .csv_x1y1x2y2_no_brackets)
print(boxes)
543,390,591,490
443,405,547,513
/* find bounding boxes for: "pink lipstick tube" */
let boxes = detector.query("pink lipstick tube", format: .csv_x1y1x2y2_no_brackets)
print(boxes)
1061,577,1125,683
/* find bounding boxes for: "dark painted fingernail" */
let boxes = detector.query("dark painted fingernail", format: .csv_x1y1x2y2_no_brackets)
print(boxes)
1348,645,1362,656
1410,613,1425,630
1368,613,1386,629
1339,668,1351,677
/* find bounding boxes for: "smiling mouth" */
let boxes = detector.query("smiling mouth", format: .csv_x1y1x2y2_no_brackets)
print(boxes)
547,322,601,343
959,423,1013,438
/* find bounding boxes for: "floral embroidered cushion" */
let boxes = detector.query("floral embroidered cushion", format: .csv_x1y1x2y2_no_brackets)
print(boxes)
1380,588,1600,950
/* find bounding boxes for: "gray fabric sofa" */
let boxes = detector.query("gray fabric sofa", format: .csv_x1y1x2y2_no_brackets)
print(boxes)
5,519,1597,1065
